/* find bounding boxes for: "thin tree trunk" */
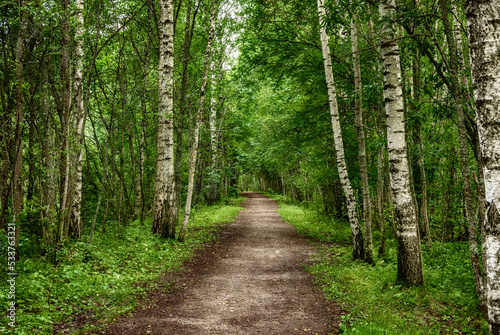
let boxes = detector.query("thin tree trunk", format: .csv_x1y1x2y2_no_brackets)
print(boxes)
317,0,364,260
207,59,223,204
174,0,199,215
452,4,487,301
42,62,57,246
27,40,36,205
12,0,28,248
377,148,386,255
68,0,85,238
379,0,424,286
134,37,150,221
367,4,389,255
441,0,484,312
59,0,71,242
178,0,218,242
412,51,432,248
466,2,500,332
88,194,102,244
398,26,420,228
153,0,178,238
101,199,109,236
351,13,373,263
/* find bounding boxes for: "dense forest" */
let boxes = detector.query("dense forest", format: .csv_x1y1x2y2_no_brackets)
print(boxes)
1,0,500,333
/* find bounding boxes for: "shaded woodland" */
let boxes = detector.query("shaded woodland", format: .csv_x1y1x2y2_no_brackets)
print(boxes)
2,0,500,333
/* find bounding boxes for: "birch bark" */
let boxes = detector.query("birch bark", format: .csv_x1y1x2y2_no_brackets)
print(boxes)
174,0,198,216
379,0,424,285
59,0,71,241
317,0,364,260
351,13,373,263
178,0,218,242
68,0,85,238
466,2,500,332
153,0,178,238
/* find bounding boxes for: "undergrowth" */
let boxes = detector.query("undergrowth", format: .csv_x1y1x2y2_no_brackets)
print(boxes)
271,195,488,335
0,197,244,334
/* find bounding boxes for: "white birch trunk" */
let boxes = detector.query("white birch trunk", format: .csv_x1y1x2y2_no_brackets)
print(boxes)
210,66,218,157
466,2,500,332
178,0,218,241
153,0,177,238
317,0,364,260
59,0,71,241
379,0,424,285
69,0,85,238
351,13,373,263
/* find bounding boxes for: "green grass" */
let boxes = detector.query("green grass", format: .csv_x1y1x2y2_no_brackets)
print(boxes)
272,196,488,335
0,197,244,334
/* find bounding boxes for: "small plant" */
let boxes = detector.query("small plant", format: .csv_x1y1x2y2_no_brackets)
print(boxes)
276,198,488,335
0,199,244,334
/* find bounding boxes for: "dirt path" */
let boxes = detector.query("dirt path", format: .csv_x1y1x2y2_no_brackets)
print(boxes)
105,192,341,334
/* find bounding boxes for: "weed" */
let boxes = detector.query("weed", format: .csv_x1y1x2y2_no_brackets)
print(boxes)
0,199,244,334
275,198,488,335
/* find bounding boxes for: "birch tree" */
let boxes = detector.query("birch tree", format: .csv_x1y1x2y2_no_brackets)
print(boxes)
317,0,364,260
59,0,71,241
351,12,373,263
152,0,177,238
68,0,86,238
466,1,500,332
178,0,218,242
175,0,199,217
379,0,424,286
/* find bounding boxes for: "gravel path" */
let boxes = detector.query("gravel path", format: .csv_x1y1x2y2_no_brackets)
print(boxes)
105,192,340,334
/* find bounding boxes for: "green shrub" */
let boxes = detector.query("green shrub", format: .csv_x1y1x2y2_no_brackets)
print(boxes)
276,199,488,335
0,199,243,334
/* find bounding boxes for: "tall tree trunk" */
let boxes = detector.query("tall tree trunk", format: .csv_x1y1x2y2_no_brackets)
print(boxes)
178,0,218,242
317,0,364,260
27,39,36,205
441,0,485,312
379,0,424,286
134,38,150,222
412,52,432,248
12,0,29,247
153,0,178,238
42,62,57,246
367,4,389,256
207,58,223,204
68,0,86,238
174,0,198,215
452,5,487,295
398,26,420,229
377,148,386,255
466,2,500,333
351,13,373,263
59,0,71,242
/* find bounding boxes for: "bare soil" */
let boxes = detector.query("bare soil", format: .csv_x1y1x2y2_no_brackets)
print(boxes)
105,192,341,334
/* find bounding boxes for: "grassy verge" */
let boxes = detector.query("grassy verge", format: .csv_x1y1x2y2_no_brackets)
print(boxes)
0,197,244,334
270,195,488,335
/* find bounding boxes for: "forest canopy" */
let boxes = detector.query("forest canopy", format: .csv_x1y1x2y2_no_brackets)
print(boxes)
2,0,500,333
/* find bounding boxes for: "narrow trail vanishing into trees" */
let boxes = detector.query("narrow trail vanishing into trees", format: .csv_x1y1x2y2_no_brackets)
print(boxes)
105,192,341,334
